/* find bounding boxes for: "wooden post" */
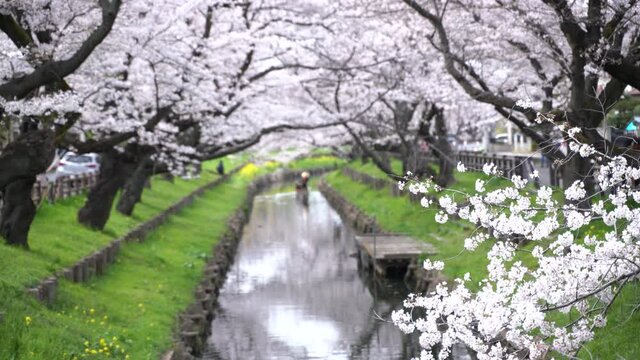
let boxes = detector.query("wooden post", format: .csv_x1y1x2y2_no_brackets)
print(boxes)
42,277,57,304
95,250,107,276
80,258,89,282
72,263,83,282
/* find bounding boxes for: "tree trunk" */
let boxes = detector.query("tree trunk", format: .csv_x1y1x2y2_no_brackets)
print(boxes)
0,128,55,248
77,149,135,230
416,104,455,187
432,109,455,187
0,129,55,190
116,158,154,216
0,178,36,248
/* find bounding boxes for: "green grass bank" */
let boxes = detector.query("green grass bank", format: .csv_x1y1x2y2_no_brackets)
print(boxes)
1,156,246,291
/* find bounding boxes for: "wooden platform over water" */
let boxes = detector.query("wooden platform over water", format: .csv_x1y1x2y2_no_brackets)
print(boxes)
355,234,437,277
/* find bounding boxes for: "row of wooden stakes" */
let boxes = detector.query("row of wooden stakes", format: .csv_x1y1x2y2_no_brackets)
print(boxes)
25,167,245,305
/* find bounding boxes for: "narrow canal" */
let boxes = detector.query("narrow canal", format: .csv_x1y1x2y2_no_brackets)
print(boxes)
202,190,421,359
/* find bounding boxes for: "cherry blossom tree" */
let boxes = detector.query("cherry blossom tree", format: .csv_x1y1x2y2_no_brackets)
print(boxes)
0,0,122,247
395,0,640,195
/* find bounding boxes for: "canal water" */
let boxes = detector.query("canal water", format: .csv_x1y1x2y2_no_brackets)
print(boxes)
202,190,422,359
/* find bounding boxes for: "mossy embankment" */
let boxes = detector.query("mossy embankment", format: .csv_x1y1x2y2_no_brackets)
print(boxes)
325,160,640,359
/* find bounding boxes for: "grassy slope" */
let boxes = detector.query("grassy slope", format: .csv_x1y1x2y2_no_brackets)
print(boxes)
0,157,245,290
286,155,346,170
326,161,640,359
0,163,259,360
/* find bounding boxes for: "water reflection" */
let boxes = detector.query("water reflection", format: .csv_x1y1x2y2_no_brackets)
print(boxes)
203,191,420,360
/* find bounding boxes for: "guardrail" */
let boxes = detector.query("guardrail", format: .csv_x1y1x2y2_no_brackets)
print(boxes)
454,151,559,186
32,172,99,203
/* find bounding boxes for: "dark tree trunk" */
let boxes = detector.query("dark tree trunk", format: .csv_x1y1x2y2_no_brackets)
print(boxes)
0,128,55,248
0,129,55,190
77,149,136,230
116,158,154,216
0,178,36,248
432,108,455,187
416,104,455,187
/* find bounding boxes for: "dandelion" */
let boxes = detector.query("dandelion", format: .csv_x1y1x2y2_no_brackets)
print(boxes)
24,316,32,326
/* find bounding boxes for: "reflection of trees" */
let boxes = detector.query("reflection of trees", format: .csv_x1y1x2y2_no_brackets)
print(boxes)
203,307,260,360
348,304,395,359
347,303,421,360
347,268,421,359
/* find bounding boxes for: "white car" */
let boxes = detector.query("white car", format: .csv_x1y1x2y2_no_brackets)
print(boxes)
57,153,101,175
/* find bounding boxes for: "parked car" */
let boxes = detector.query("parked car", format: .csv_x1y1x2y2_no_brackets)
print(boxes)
57,153,101,175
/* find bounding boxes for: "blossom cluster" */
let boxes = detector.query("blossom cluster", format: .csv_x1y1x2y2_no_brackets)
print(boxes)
394,138,640,359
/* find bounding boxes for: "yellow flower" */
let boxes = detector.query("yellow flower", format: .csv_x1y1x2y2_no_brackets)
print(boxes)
90,319,95,323
84,340,89,347
89,308,95,315
24,316,32,326
103,315,108,321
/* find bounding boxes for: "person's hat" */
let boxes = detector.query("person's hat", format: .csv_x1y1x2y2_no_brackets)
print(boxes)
301,171,310,178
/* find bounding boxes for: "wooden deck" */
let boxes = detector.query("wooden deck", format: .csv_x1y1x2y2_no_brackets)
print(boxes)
355,234,437,277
